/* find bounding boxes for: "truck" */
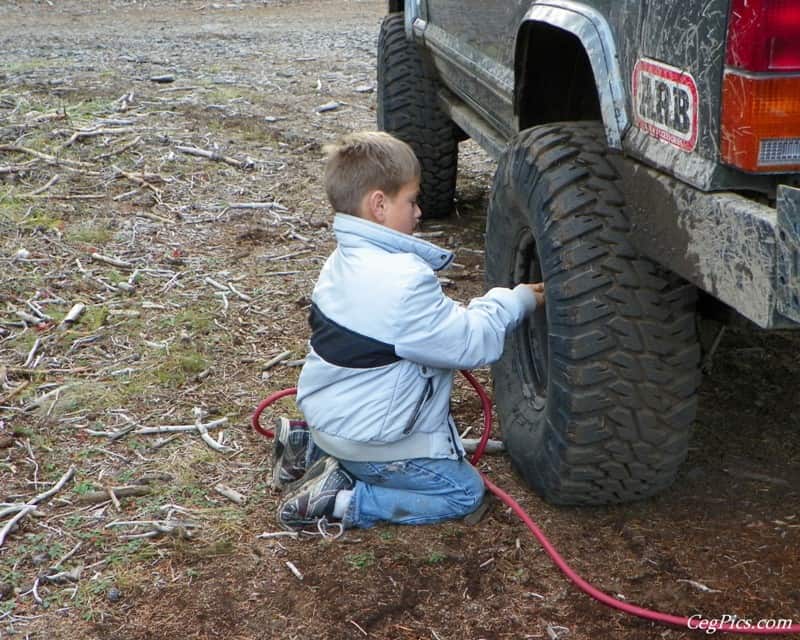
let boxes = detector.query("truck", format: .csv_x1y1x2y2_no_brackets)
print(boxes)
376,0,800,505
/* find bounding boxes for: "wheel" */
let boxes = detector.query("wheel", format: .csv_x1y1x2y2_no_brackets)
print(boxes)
485,122,701,505
377,13,457,218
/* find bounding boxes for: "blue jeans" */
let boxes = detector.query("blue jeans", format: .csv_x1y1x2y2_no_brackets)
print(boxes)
304,437,484,528
339,458,485,529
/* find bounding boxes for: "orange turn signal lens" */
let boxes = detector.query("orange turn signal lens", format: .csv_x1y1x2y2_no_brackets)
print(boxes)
721,71,800,172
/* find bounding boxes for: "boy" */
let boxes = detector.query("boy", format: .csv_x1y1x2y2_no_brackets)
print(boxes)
275,131,544,531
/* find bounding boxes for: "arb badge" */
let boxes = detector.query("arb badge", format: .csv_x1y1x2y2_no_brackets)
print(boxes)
633,58,698,152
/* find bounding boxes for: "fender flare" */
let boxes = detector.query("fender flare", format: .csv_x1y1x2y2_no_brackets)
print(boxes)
517,1,629,148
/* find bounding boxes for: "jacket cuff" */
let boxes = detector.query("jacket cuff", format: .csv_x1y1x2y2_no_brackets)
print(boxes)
512,284,538,314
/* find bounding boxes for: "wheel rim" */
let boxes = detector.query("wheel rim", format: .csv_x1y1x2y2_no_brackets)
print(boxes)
512,228,549,411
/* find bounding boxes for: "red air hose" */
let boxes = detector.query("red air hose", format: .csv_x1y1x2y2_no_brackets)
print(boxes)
252,372,800,635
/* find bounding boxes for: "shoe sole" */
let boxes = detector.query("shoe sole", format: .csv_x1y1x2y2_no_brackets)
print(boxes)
276,456,336,530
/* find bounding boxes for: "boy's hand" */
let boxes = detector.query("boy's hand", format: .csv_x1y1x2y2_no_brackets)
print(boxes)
523,282,545,309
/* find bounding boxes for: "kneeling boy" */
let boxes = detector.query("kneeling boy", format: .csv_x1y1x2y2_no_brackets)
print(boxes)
275,131,544,530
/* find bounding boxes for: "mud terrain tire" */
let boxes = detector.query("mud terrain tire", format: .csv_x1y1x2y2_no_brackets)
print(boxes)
486,123,701,505
377,13,457,218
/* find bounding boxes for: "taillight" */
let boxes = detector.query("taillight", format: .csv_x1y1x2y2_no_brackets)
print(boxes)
721,0,800,172
727,0,800,71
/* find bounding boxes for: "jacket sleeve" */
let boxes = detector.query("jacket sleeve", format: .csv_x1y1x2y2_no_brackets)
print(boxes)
392,269,538,369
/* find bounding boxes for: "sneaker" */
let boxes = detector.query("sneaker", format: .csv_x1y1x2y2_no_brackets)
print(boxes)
271,417,310,490
277,456,355,530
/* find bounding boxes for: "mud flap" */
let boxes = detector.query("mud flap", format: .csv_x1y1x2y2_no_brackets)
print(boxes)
776,185,800,324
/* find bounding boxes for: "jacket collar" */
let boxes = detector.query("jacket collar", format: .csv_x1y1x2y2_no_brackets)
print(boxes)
333,213,454,271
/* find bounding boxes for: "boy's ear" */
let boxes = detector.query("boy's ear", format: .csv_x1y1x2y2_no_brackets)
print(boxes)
364,189,387,223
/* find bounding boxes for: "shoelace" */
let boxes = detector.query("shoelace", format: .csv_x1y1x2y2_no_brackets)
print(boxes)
298,517,344,540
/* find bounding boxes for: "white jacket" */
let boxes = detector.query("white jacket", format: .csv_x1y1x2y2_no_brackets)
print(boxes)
296,213,537,462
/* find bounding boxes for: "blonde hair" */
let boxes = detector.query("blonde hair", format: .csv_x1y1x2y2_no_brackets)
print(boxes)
323,131,420,216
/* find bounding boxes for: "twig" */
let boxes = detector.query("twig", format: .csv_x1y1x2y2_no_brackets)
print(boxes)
51,541,82,571
23,384,73,412
93,135,142,160
0,144,93,168
148,434,180,450
0,466,75,547
109,423,138,442
76,486,150,505
25,193,106,201
262,350,292,371
204,277,229,292
257,531,299,540
135,211,173,224
107,487,122,511
547,625,569,640
226,282,252,302
22,174,60,197
112,165,165,194
17,310,45,325
59,126,137,149
176,145,251,169
87,417,228,437
61,303,86,327
224,201,288,212
0,380,30,404
42,567,82,584
32,577,43,606
23,338,42,368
194,407,234,453
349,620,368,637
214,484,246,505
0,505,37,547
259,248,312,261
91,252,133,269
461,438,504,454
105,519,198,529
285,561,304,581
677,579,721,593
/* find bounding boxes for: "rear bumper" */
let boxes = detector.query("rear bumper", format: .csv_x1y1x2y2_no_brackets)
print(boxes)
616,158,800,329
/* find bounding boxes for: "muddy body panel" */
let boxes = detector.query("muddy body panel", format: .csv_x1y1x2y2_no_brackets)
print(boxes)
403,0,800,328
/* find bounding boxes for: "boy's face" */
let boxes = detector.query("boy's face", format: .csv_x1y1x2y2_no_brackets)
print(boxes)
380,178,422,235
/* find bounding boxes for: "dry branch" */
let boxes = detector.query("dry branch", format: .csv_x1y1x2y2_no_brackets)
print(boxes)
59,126,137,149
91,252,133,269
461,438,504,454
176,144,252,169
0,144,93,168
135,210,173,224
194,407,234,453
112,165,165,195
224,201,288,213
87,416,227,437
0,466,75,547
61,303,86,327
22,174,60,197
214,484,246,504
262,350,292,371
0,381,30,404
93,135,142,160
23,384,74,412
285,561,304,581
76,486,151,505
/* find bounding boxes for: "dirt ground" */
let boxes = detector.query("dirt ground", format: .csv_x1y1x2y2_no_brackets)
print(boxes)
1,2,798,639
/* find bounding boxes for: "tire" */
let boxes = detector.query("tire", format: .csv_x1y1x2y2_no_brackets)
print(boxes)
485,122,701,505
377,13,457,219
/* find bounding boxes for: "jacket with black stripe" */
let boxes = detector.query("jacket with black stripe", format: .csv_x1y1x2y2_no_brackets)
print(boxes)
296,213,538,463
